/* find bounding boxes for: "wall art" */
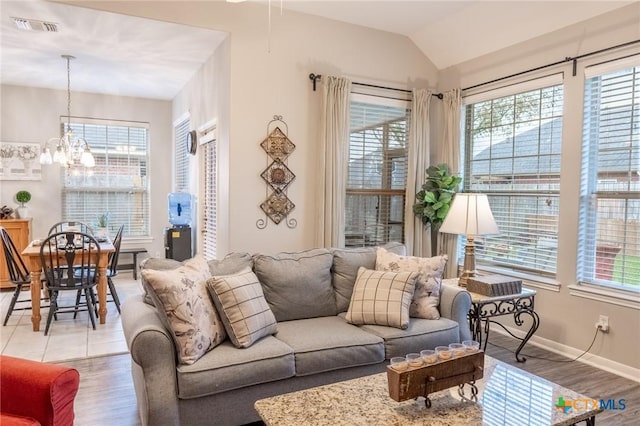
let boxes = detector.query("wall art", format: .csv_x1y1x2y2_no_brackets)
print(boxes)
0,142,42,181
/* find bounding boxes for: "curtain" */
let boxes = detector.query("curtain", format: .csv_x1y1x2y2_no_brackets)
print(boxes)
439,88,462,278
405,89,433,256
317,76,351,248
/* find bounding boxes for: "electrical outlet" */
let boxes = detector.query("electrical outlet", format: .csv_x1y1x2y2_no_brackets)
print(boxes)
596,315,609,333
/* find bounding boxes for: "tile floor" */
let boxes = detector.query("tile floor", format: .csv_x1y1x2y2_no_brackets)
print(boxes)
0,275,143,363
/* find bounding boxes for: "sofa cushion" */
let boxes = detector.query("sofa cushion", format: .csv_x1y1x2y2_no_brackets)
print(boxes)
331,242,406,313
253,248,336,321
140,257,183,305
345,267,417,329
359,317,461,359
207,268,277,348
141,255,227,365
176,336,295,398
274,316,384,376
375,248,447,319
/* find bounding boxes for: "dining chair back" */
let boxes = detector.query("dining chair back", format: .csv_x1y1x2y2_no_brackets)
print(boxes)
47,221,94,236
40,231,101,335
105,224,124,313
0,227,33,326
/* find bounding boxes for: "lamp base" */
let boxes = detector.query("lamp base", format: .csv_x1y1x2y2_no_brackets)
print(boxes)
458,236,477,288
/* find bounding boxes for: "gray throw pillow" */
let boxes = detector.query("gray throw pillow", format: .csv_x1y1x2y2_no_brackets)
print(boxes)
331,242,406,312
253,248,336,321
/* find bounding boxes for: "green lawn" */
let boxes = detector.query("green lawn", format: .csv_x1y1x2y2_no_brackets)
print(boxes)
612,255,640,286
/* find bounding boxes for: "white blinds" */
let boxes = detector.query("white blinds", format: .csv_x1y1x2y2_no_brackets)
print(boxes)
579,61,640,289
174,117,190,193
201,138,217,260
463,80,564,274
345,99,410,247
62,119,150,238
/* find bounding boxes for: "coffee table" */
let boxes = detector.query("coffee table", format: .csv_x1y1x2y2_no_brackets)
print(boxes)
255,356,602,425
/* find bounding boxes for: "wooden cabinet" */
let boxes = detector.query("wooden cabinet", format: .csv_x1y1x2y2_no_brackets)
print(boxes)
0,219,32,288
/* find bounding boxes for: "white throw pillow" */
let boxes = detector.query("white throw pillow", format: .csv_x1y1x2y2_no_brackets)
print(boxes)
345,267,418,329
375,247,447,320
207,267,278,348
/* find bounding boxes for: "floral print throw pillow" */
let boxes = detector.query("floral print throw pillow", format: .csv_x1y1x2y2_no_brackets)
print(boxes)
142,255,227,364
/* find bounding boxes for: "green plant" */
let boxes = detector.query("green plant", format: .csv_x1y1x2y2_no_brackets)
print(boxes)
15,190,31,206
97,212,110,228
413,164,462,227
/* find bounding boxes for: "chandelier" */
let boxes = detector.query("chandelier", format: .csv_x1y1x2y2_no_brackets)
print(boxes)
39,55,95,168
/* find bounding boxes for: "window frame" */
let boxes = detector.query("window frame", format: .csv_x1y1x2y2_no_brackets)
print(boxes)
61,117,150,239
461,74,565,277
344,93,411,248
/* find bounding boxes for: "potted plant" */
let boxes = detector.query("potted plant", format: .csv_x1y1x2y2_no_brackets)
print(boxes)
413,164,462,254
15,190,31,219
96,212,110,238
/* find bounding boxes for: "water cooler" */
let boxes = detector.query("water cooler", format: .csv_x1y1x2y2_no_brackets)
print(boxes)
165,192,193,261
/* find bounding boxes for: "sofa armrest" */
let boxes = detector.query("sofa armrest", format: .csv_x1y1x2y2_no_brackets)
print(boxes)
121,295,180,426
439,284,472,342
0,355,80,426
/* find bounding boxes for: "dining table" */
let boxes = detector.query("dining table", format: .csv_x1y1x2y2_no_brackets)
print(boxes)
21,239,115,332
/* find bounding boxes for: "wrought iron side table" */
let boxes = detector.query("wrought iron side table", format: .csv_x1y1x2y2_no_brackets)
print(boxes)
467,287,540,362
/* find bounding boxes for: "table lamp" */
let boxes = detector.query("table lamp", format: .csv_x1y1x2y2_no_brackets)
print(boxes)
439,193,499,287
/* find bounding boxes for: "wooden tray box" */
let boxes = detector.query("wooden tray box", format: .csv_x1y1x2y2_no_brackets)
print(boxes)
467,274,522,296
387,351,484,402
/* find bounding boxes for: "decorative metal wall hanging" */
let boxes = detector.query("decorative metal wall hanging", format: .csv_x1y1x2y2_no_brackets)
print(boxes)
257,115,297,229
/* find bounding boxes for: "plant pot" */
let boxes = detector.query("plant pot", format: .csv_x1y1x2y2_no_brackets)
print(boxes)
96,227,109,239
16,205,29,219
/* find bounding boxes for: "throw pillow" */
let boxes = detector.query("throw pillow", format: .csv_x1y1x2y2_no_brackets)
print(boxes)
207,267,278,348
345,267,418,329
253,248,336,321
375,248,447,320
331,242,407,313
141,255,226,365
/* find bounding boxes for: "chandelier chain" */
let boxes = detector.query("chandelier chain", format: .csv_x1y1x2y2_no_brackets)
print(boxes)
66,55,71,129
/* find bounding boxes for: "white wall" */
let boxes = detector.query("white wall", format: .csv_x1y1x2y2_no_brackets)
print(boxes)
0,85,173,257
437,3,640,373
76,1,439,256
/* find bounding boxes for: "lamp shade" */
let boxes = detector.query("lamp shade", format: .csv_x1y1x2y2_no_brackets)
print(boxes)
439,193,499,236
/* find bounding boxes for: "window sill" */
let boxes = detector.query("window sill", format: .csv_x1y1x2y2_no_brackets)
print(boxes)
568,283,640,310
476,265,561,292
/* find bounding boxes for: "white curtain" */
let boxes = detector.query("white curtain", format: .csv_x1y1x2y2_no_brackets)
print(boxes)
439,88,462,278
317,76,351,248
405,89,433,256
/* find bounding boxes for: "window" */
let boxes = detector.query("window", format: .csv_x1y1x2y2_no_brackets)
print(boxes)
202,134,217,259
345,97,410,247
462,75,564,274
174,116,190,192
579,61,640,290
62,119,150,237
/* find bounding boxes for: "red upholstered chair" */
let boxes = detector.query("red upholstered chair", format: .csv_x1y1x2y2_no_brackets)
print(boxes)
0,355,80,426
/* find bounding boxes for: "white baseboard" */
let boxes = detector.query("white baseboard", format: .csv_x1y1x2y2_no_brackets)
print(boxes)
490,325,640,384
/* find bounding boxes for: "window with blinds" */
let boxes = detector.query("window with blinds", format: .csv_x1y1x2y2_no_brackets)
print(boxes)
174,117,190,192
462,77,564,274
201,138,217,260
579,61,640,290
62,119,150,238
345,98,410,247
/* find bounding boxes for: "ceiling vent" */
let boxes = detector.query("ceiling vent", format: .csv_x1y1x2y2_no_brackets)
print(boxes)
11,17,59,32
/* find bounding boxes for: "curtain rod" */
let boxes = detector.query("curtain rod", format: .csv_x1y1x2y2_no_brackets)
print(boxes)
463,39,640,92
308,73,443,99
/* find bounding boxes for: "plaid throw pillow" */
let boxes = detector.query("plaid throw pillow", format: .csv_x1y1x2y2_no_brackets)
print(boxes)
207,268,277,348
345,267,418,329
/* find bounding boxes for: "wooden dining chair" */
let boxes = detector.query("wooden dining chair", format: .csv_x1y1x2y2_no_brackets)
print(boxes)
0,227,42,326
47,221,94,236
40,231,101,335
75,224,124,315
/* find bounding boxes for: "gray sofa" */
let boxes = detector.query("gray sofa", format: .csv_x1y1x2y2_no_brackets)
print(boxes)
121,245,472,426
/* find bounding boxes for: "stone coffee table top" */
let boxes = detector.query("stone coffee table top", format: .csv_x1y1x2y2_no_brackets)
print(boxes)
255,355,602,425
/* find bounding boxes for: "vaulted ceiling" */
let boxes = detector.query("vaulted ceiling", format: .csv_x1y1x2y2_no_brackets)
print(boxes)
0,1,632,99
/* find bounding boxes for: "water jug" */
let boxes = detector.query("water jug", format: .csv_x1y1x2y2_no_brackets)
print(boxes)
168,192,192,226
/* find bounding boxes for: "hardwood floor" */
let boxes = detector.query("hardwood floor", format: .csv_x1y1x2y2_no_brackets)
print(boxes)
60,334,639,426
